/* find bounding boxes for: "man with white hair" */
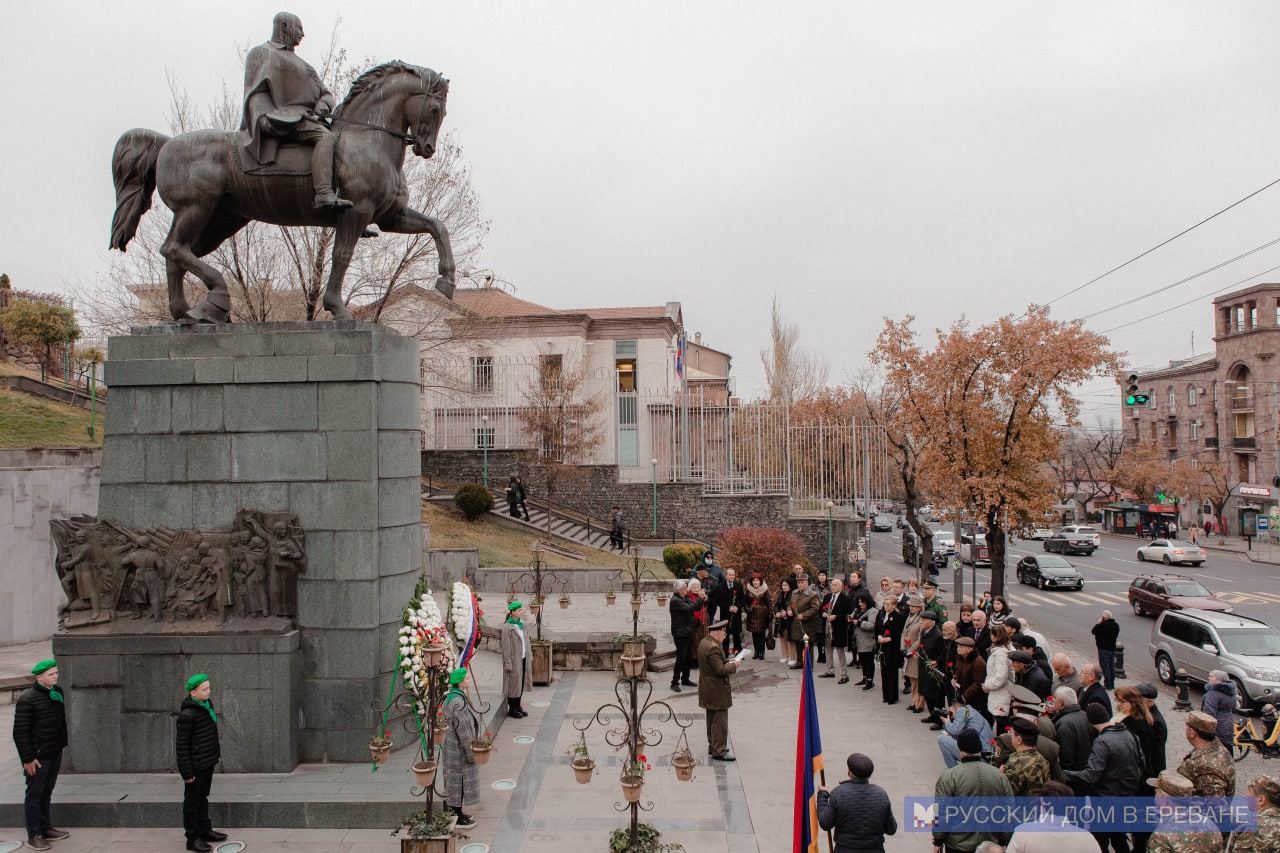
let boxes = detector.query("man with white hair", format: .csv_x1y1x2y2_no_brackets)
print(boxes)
1047,685,1094,772
1077,663,1111,717
1050,654,1083,696
668,579,703,692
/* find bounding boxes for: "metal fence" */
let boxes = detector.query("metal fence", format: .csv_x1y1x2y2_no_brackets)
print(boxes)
419,356,893,511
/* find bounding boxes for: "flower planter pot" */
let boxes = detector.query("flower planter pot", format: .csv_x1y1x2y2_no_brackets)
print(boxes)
423,645,446,669
671,754,696,782
620,775,644,803
630,598,642,613
621,640,646,658
529,603,542,617
656,595,668,607
369,742,392,763
605,593,617,606
621,654,647,679
401,838,455,853
532,639,553,686
433,726,448,747
412,760,438,788
558,597,571,610
471,743,493,765
571,757,595,784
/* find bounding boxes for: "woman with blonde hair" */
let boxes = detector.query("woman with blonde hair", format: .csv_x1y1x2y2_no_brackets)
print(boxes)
1115,683,1163,853
982,623,1013,731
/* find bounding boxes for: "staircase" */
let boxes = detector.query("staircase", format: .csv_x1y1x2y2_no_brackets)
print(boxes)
491,502,620,554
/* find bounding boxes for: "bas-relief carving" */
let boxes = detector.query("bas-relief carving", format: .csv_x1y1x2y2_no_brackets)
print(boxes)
50,509,306,630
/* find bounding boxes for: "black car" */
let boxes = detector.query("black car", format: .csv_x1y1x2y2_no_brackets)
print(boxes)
1043,528,1098,556
871,516,892,532
902,529,948,572
1016,554,1084,590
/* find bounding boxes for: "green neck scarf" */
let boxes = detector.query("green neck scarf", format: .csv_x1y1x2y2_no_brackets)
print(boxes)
507,615,523,628
193,698,216,722
48,686,64,703
444,687,466,704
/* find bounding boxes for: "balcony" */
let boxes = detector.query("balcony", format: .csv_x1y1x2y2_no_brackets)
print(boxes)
1233,436,1256,450
1231,394,1254,412
1204,436,1219,448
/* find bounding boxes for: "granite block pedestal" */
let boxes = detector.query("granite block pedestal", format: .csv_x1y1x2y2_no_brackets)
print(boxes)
53,321,423,772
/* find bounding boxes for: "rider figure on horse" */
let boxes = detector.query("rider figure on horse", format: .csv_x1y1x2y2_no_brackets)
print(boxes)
241,12,353,211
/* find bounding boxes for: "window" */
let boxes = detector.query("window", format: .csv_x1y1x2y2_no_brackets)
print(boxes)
1168,388,1176,410
1251,306,1259,328
1190,456,1199,469
471,356,493,393
1190,420,1199,441
1161,614,1192,643
473,427,494,449
1150,422,1157,441
615,340,637,392
539,354,563,389
1237,307,1245,332
1189,386,1197,406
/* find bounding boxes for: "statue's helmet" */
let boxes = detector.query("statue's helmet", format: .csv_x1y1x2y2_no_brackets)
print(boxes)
272,12,304,46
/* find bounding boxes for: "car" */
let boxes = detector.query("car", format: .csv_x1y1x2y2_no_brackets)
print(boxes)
959,533,990,566
1024,525,1053,540
895,516,907,529
1016,554,1084,590
1136,539,1207,567
1128,574,1234,617
1043,525,1100,556
902,528,948,572
871,516,893,532
1149,609,1280,712
931,529,956,554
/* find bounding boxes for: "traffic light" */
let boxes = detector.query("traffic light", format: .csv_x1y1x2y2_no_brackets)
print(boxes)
1124,374,1149,406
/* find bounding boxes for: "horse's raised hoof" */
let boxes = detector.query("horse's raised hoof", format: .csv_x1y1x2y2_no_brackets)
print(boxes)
314,192,354,211
434,276,455,300
184,299,231,325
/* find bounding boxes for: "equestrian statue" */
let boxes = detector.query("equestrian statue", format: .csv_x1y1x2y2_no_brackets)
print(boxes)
109,12,455,324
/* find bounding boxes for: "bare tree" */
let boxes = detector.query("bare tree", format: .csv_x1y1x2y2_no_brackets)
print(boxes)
515,357,606,543
760,296,829,404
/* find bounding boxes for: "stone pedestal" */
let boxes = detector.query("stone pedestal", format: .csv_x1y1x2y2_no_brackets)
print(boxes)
54,321,422,770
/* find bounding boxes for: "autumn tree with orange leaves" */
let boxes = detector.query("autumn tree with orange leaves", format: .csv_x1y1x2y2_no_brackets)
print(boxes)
869,306,1118,596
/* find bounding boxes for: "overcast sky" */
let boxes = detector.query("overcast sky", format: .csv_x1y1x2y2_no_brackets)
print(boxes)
8,2,1280,418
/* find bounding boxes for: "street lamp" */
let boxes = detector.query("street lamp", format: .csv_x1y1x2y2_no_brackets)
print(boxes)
481,414,489,487
651,458,659,536
826,501,835,573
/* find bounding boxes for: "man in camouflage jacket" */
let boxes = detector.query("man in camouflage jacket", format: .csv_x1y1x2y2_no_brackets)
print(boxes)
1001,717,1049,797
1177,711,1235,798
1146,770,1222,853
1232,775,1280,853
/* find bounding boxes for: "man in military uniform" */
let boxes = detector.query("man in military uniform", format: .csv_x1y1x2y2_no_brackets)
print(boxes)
789,574,822,669
1232,775,1280,853
1177,710,1235,798
1001,716,1049,796
922,580,948,623
241,12,352,210
697,619,740,761
57,530,103,621
1145,770,1223,853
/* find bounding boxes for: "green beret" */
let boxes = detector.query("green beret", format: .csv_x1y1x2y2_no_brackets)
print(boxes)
507,601,524,612
185,673,209,693
32,659,57,675
448,667,468,685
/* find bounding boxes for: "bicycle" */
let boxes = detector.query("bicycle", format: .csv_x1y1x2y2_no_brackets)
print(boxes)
1232,703,1280,762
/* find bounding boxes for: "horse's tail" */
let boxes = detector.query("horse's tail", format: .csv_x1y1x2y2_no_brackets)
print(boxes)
109,128,170,252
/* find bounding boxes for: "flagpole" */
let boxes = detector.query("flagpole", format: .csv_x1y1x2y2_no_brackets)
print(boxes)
808,638,835,853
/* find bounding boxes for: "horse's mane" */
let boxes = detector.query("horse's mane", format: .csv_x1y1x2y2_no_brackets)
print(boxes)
334,61,448,115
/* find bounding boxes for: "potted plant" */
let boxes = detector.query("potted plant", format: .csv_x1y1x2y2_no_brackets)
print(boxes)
369,729,392,764
422,624,449,669
411,758,438,788
613,634,652,659
394,808,458,853
670,746,696,782
607,822,685,852
529,600,542,617
433,711,449,747
567,740,595,784
470,731,494,765
558,592,571,609
619,754,651,803
620,650,647,679
605,584,617,606
630,595,643,613
655,591,669,607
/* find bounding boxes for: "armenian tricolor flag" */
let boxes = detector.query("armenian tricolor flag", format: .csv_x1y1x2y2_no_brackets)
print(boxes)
792,641,825,852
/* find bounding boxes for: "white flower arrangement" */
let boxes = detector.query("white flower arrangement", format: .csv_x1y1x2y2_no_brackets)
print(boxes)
450,581,475,647
397,585,453,699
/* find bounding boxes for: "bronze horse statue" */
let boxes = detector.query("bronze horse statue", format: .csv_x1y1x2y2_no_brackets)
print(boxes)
109,61,455,323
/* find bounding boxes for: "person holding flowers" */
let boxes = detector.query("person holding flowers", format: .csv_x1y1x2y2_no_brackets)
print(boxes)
502,601,533,718
441,668,480,829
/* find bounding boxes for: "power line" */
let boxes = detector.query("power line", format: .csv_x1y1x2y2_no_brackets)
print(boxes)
1045,176,1280,308
1098,260,1280,334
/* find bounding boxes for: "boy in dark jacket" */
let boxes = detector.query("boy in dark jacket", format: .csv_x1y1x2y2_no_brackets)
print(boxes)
12,659,70,850
176,673,226,852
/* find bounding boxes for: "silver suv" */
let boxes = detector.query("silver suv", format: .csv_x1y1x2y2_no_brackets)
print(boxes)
1149,608,1280,713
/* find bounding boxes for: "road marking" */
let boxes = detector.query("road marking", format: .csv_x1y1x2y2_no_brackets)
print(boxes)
1019,592,1069,607
1197,574,1232,583
1075,592,1125,606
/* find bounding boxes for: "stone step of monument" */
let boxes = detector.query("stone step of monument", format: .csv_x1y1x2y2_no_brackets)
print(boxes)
648,649,676,673
0,675,28,706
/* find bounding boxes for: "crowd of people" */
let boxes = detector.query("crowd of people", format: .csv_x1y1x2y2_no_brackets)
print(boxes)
672,561,1280,853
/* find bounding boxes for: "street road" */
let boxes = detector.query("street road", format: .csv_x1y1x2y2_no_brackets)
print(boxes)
867,524,1280,700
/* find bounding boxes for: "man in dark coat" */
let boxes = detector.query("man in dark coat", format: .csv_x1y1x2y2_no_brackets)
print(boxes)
817,753,898,853
819,579,854,683
175,674,226,852
1010,650,1051,700
1047,686,1096,772
668,580,703,692
240,12,351,210
697,619,740,761
1078,662,1113,717
1091,610,1120,690
951,637,988,717
712,568,746,654
916,610,949,726
789,574,823,669
12,659,70,850
1064,703,1146,853
874,594,906,705
969,609,992,659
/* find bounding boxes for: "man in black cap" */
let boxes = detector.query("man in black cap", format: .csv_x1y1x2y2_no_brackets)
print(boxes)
916,609,948,727
697,619,740,761
1064,702,1145,853
933,728,1013,853
1009,650,1051,700
818,753,898,853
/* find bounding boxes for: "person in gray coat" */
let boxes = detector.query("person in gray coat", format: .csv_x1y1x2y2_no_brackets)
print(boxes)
817,752,897,853
441,668,480,829
1201,670,1237,750
501,601,533,718
1047,686,1095,772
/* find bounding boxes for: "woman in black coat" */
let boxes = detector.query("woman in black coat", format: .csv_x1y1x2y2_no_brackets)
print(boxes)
175,674,225,853
773,578,796,666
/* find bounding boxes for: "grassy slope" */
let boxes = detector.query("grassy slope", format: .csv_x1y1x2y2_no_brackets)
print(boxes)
0,388,103,448
423,499,668,572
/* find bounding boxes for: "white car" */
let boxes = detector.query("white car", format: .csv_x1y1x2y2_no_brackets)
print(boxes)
1025,525,1052,540
1136,539,1207,567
